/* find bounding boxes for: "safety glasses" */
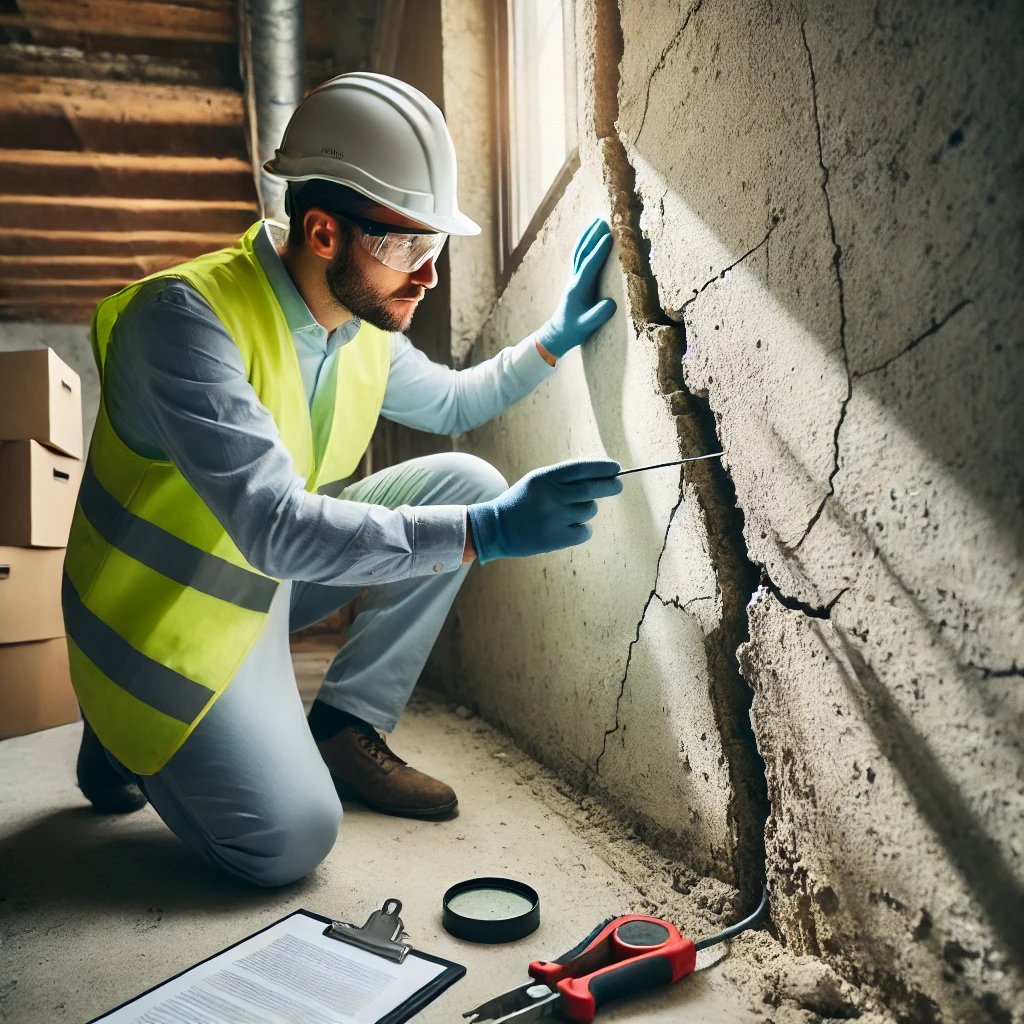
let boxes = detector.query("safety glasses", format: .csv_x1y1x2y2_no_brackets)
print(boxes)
333,211,448,273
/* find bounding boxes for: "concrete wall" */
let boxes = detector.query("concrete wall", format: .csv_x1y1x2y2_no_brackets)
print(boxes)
438,0,1023,1020
438,0,767,892
0,323,99,443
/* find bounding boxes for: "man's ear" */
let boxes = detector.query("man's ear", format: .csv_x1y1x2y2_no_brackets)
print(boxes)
303,208,345,261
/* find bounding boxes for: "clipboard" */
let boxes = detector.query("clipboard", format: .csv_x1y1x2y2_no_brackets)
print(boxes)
89,908,466,1024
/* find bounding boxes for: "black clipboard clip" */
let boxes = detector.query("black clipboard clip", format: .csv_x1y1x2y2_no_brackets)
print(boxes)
324,898,411,964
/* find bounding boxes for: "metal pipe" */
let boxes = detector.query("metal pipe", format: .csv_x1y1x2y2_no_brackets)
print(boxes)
243,0,305,221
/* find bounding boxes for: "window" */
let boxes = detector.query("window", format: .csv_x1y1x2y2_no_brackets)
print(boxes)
497,0,578,277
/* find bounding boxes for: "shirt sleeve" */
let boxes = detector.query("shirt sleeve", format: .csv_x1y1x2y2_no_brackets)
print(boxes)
380,331,558,437
102,279,466,586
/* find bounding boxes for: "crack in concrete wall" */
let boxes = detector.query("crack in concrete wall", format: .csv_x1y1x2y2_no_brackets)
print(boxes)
631,0,705,147
659,593,715,612
854,298,972,379
760,572,848,621
792,22,852,553
600,114,770,891
965,662,1024,680
594,489,685,777
672,221,778,319
437,0,772,889
443,0,774,892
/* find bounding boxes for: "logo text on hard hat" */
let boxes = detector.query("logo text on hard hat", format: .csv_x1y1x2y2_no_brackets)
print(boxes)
322,147,345,159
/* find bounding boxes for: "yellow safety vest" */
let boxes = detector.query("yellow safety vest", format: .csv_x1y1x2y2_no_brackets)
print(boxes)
63,222,391,774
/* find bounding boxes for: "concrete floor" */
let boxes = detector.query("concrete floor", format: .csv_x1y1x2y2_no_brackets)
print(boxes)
0,638,861,1024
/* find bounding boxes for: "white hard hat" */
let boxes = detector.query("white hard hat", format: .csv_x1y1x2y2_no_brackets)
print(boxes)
264,73,480,237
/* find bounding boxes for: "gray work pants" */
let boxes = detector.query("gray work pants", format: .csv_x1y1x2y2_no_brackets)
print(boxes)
106,452,506,886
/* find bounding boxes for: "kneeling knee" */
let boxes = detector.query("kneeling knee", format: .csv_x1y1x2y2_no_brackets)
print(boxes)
456,454,508,503
226,794,342,888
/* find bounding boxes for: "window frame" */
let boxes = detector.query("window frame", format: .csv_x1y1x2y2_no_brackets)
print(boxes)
494,0,580,285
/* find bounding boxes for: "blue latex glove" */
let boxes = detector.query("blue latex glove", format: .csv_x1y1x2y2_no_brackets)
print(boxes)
467,458,623,563
534,218,618,359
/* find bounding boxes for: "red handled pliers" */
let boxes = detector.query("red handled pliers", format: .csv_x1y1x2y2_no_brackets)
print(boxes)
462,913,696,1023
463,888,768,1023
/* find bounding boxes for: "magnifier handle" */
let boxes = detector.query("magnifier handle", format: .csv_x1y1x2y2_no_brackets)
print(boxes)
529,914,676,985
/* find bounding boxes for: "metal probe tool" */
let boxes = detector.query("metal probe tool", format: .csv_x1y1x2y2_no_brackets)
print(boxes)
615,451,724,477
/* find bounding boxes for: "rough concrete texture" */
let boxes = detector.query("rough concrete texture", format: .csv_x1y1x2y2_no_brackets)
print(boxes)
448,165,743,880
438,0,767,893
0,687,900,1024
0,321,99,443
617,0,1024,1020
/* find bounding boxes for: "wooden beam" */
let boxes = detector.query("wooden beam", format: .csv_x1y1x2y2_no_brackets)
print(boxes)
0,195,256,209
0,150,256,202
0,75,244,123
15,0,237,43
0,195,258,234
0,295,107,305
0,227,238,258
0,254,184,280
0,279,133,298
0,303,99,324
0,38,241,90
0,74,247,157
0,117,248,160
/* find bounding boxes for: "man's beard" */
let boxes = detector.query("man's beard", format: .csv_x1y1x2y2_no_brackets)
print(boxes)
325,241,422,333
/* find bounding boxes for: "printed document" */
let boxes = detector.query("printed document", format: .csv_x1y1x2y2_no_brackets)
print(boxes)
96,912,447,1024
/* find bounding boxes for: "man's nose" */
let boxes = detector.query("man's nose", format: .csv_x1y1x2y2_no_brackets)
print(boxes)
410,257,438,290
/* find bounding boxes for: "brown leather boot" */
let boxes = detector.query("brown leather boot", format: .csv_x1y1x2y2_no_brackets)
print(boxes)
316,724,458,819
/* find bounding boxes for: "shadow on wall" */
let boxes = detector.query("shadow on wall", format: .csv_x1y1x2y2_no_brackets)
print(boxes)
739,350,1024,967
820,627,1024,969
742,451,1024,973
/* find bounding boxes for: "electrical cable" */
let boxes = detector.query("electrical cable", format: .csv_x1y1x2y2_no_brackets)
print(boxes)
694,886,770,951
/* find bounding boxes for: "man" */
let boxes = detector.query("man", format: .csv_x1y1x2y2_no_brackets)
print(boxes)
67,73,622,886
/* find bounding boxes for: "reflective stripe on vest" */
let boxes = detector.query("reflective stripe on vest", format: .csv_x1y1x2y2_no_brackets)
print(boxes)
66,222,392,774
62,572,212,725
78,460,277,614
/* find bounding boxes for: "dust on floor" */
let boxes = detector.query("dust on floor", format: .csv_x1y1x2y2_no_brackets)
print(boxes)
0,640,894,1023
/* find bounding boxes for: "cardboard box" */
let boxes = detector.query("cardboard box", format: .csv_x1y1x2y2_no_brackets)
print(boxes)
0,546,66,644
0,637,79,739
0,440,84,547
0,348,83,459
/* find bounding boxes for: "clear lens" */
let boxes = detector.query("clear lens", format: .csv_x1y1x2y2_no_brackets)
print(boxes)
356,229,448,272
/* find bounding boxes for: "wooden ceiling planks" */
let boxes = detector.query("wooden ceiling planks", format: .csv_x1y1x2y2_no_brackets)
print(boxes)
0,254,186,280
0,27,243,90
0,0,258,323
0,74,247,157
13,0,236,44
2,195,257,234
0,227,242,257
0,150,256,202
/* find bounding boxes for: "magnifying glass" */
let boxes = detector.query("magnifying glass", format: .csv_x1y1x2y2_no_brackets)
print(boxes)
442,877,541,943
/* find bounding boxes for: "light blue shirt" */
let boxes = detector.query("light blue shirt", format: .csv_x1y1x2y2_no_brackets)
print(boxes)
103,223,557,588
